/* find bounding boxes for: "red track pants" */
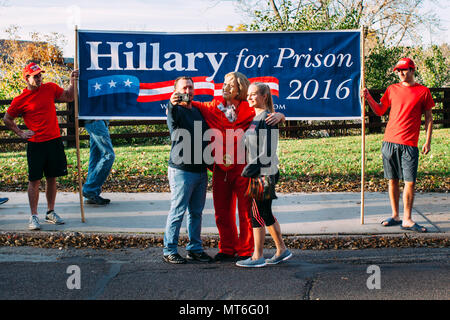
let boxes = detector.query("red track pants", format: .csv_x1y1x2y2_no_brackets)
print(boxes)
212,164,254,257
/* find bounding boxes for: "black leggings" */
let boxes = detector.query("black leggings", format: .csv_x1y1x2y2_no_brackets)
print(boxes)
251,198,276,228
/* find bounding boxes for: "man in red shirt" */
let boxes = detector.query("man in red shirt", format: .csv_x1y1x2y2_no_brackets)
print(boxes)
362,58,434,233
3,62,79,230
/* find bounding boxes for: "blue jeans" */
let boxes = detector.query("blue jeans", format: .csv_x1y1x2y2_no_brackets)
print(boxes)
163,167,208,255
82,120,115,198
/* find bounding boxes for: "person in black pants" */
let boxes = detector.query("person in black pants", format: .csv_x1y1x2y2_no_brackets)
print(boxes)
236,83,292,268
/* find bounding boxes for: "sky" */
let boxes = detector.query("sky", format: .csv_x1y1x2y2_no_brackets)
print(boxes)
0,0,449,58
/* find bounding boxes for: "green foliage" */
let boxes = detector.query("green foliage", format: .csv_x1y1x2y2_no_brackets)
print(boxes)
365,42,450,89
0,26,70,110
414,45,450,88
364,44,405,89
247,0,360,31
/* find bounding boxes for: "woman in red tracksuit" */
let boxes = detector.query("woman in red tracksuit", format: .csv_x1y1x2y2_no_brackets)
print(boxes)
191,72,284,261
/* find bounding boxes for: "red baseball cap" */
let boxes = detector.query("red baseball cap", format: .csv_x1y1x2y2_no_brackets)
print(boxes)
393,58,415,71
23,62,45,79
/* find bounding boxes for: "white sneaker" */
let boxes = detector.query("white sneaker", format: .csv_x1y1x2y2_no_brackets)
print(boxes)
45,210,65,225
28,215,41,230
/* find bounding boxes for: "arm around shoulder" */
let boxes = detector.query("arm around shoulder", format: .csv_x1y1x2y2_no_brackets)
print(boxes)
265,112,285,126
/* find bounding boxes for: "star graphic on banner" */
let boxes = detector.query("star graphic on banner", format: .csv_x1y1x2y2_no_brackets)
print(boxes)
87,75,140,99
108,79,117,88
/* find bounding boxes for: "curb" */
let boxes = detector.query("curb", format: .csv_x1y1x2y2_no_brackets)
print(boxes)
1,231,448,250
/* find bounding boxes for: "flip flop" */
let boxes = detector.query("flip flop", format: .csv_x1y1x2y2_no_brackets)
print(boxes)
381,217,402,227
401,223,428,233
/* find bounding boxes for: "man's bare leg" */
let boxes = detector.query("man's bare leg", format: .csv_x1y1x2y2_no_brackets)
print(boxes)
28,180,41,216
266,221,287,257
251,227,265,260
401,181,427,231
384,179,402,225
45,177,57,212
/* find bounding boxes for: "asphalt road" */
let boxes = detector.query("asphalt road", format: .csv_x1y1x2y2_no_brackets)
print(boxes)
0,246,448,304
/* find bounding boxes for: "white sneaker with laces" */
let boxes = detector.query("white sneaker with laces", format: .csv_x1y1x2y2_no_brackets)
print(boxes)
45,210,65,225
28,215,41,230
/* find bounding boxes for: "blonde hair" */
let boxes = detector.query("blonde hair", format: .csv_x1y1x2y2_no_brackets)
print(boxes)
224,71,250,101
250,82,274,113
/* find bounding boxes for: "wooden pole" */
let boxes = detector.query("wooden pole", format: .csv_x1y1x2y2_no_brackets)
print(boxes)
73,25,86,223
360,26,366,225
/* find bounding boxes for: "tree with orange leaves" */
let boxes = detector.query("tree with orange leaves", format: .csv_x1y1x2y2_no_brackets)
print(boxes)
0,25,70,102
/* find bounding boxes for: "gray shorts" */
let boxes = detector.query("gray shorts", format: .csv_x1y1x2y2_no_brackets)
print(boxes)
381,141,419,182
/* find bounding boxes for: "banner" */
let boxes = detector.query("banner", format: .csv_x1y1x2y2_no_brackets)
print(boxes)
77,30,362,120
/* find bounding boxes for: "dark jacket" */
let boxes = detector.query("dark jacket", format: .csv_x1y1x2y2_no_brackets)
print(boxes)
166,102,210,172
241,110,279,178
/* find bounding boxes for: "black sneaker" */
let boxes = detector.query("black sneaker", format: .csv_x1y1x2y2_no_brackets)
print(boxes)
84,194,111,205
163,253,187,264
213,252,236,262
186,251,213,263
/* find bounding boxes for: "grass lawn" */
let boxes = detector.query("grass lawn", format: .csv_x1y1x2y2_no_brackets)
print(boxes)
1,128,448,193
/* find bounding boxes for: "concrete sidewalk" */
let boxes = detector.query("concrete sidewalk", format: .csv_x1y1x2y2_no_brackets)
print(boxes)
0,191,448,236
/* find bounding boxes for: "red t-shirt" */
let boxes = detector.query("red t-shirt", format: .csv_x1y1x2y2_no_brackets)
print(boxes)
380,83,434,147
7,82,64,142
192,98,255,171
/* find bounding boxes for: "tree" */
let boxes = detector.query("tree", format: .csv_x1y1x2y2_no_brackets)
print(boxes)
222,0,448,89
365,43,450,89
224,0,442,47
414,44,450,88
242,0,362,31
364,43,405,89
0,25,69,102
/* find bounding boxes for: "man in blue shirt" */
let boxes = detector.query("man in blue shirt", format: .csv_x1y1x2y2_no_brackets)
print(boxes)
163,76,212,264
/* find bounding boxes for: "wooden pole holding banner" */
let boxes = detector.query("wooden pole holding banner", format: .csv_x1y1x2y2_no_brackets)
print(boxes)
360,26,366,225
74,25,86,223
